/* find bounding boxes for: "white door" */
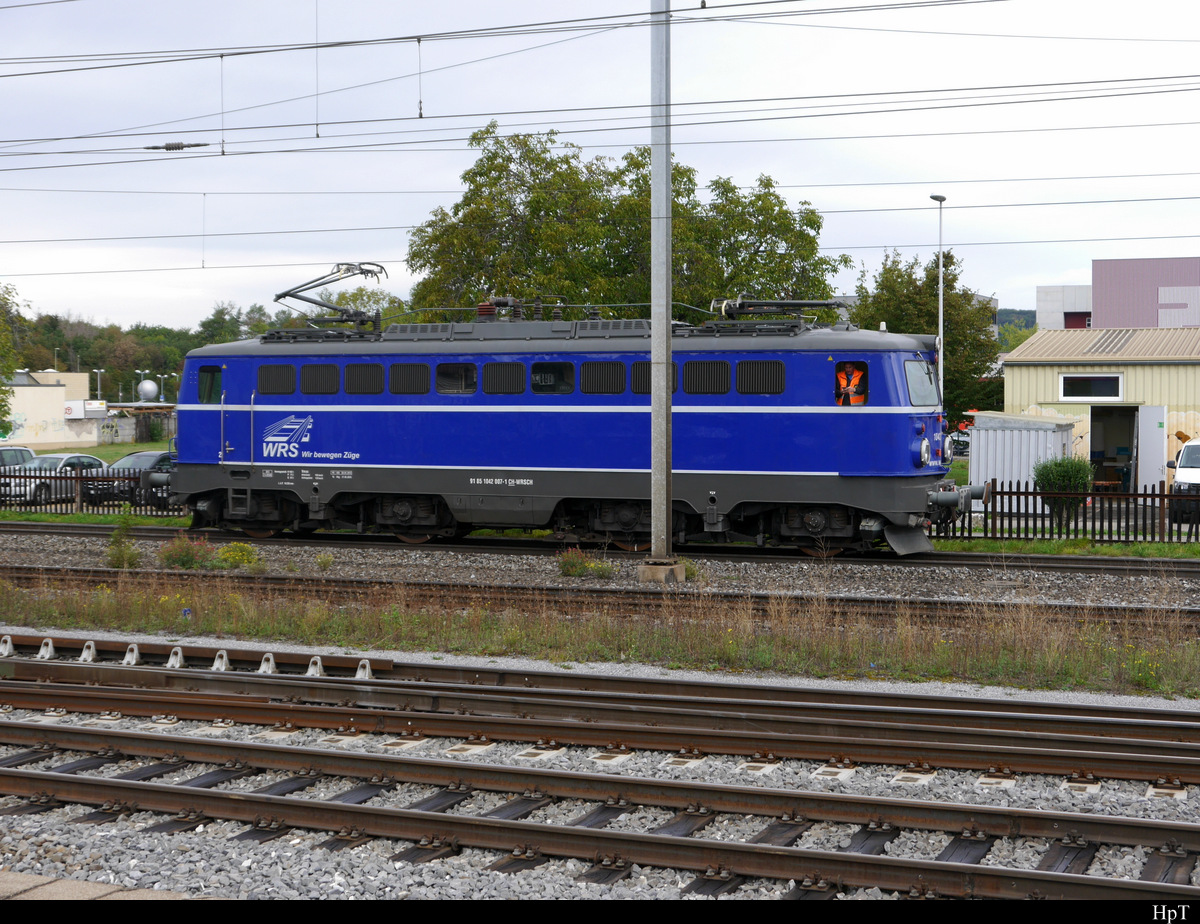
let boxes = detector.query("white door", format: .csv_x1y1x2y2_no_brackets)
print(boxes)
1136,405,1168,491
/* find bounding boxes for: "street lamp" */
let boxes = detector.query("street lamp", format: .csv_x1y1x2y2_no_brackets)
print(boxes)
135,369,149,402
930,194,946,406
92,368,105,402
53,348,59,372
156,373,177,403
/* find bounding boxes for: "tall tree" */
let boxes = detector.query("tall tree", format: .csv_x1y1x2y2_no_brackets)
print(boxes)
407,124,611,313
0,284,22,430
195,302,244,346
998,318,1037,353
406,124,847,318
850,251,1000,422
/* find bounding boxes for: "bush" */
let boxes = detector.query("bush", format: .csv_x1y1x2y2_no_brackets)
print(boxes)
106,504,141,569
557,547,616,579
1033,455,1094,528
158,532,219,570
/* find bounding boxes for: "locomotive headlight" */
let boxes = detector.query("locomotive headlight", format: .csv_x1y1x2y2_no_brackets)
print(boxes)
917,438,931,468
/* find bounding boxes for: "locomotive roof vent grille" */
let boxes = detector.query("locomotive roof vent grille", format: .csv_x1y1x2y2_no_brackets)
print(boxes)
575,319,652,338
383,323,457,340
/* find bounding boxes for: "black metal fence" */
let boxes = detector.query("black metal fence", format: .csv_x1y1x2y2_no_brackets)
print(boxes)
0,468,183,517
933,479,1200,543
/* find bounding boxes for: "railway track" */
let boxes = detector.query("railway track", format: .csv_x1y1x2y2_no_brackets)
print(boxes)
1,633,1199,898
0,561,1196,630
3,520,1200,577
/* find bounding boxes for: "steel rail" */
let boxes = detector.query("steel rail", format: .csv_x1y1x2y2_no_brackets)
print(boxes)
0,768,1192,900
1,678,1197,783
1,720,1196,853
1,564,1197,627
3,632,1196,727
4,520,1200,578
8,659,1200,753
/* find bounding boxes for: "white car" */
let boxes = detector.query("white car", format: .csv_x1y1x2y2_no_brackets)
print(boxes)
0,453,107,505
1168,440,1200,523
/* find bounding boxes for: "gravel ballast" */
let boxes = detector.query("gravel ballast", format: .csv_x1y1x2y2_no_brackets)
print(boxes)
0,531,1198,898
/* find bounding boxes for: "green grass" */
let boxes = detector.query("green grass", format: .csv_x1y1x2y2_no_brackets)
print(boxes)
934,537,1200,559
0,509,190,528
5,575,1196,697
34,441,170,465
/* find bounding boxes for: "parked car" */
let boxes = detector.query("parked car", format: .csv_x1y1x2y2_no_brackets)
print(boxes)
100,450,175,508
0,453,107,505
0,446,35,468
1168,439,1200,522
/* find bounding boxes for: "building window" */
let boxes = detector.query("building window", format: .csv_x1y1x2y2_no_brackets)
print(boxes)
1059,373,1122,401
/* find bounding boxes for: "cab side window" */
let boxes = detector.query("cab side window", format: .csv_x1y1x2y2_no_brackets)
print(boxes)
834,361,868,406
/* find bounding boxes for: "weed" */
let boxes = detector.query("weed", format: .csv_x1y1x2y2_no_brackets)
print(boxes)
157,532,219,570
105,504,141,569
557,547,616,579
315,553,335,572
217,542,261,570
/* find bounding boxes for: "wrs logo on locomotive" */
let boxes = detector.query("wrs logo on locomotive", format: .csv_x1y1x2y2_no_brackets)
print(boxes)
261,415,313,458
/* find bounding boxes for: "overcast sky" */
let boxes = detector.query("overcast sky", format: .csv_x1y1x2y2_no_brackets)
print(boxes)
4,0,1200,333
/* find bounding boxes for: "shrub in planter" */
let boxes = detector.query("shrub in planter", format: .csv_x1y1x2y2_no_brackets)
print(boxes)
1033,456,1094,529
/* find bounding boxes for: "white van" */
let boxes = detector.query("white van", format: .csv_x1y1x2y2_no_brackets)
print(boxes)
1167,440,1200,522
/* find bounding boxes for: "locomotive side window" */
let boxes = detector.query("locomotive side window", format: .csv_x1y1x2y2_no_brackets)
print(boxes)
436,363,477,395
197,366,222,404
345,363,384,395
301,364,339,395
531,362,574,395
581,362,625,395
483,362,525,395
834,361,868,406
632,361,677,394
905,360,939,406
736,360,785,395
258,364,296,396
389,363,431,395
683,360,731,395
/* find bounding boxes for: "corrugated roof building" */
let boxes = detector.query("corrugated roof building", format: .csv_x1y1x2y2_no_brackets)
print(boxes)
1003,328,1200,489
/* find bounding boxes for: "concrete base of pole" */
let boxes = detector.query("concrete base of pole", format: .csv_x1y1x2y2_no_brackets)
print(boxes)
637,559,686,584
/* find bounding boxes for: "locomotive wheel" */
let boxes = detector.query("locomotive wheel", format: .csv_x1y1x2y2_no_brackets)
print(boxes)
394,531,433,545
242,528,278,539
800,546,842,559
612,538,651,552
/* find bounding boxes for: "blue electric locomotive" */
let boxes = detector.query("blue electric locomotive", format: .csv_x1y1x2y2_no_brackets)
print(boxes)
171,269,977,555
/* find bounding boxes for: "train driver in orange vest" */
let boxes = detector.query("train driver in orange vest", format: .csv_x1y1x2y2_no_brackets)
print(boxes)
836,362,866,405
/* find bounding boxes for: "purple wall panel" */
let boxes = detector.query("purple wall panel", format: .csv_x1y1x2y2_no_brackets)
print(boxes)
1093,257,1200,327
